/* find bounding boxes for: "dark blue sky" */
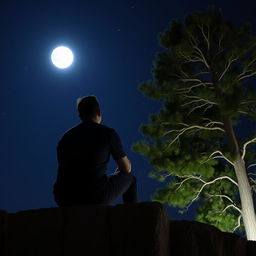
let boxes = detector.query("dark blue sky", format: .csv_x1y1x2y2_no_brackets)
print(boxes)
0,0,255,220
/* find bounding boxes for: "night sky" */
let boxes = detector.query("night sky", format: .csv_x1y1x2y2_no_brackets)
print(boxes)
1,0,256,220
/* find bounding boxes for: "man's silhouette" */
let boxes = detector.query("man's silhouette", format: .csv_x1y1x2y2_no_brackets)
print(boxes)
53,96,138,206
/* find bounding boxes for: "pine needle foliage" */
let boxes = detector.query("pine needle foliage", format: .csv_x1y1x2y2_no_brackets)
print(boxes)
132,8,256,233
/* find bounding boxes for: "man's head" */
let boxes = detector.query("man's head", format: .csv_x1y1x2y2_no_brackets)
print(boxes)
77,95,102,123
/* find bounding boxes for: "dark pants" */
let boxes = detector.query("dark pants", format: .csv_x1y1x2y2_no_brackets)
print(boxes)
55,172,138,206
101,171,138,204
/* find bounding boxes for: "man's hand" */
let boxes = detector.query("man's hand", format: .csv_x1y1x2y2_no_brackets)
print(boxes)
115,156,131,174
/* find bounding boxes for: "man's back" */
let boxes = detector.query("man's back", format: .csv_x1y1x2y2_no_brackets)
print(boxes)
53,120,126,204
53,95,137,206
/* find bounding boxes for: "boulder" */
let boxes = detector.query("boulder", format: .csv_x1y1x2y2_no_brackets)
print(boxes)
0,210,8,255
62,204,110,256
169,220,256,256
4,207,63,256
1,202,256,256
109,202,169,256
3,202,169,256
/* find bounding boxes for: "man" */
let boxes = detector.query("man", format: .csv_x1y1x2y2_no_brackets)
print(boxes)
53,95,138,206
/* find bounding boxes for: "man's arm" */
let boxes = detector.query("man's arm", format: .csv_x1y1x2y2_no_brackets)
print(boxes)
115,156,132,174
109,128,131,174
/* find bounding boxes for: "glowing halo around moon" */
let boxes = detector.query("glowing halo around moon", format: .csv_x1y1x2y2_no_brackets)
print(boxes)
51,46,74,69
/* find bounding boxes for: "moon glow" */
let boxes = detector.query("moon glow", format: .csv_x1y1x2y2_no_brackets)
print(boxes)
51,46,74,69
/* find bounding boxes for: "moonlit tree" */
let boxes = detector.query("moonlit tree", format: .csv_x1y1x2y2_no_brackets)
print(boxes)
133,8,256,240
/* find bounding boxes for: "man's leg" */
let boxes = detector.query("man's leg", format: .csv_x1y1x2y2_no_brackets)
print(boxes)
102,171,138,204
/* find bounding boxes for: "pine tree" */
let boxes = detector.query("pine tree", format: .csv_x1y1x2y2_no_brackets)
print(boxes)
133,8,256,240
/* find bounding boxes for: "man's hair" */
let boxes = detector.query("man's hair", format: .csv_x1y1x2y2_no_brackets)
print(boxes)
77,95,100,121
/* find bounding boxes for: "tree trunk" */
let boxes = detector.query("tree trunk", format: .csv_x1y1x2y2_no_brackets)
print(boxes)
223,116,256,240
234,157,256,241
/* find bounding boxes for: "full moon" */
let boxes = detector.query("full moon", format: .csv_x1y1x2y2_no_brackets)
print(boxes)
51,46,74,69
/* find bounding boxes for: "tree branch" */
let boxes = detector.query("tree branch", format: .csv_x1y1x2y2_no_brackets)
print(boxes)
246,57,256,68
181,94,219,114
192,43,210,69
174,174,238,209
202,118,224,126
222,204,242,215
179,50,210,69
181,98,208,107
218,55,238,81
201,150,235,167
233,215,242,232
242,137,256,159
238,71,256,81
206,193,234,204
247,164,256,170
251,184,256,194
248,175,256,190
238,110,249,115
179,78,204,83
199,24,210,51
188,103,211,114
177,82,213,94
182,94,216,102
164,125,224,147
241,100,256,105
193,71,210,76
180,98,218,115
181,96,218,108
237,57,256,81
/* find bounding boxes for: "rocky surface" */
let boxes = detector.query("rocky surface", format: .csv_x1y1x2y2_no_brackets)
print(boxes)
0,202,255,255
0,202,169,256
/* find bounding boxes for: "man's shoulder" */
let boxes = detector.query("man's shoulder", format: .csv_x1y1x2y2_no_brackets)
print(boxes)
61,122,115,138
61,123,83,137
92,123,118,138
87,122,116,133
95,122,113,131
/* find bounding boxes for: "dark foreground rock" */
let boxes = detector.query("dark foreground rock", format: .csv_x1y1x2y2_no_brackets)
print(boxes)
169,220,254,256
0,202,255,256
0,202,169,256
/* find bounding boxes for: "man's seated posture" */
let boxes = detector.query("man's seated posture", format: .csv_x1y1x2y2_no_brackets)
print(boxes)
53,95,138,206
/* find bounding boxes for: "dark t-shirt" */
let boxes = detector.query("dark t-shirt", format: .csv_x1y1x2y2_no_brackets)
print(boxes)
53,120,126,200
